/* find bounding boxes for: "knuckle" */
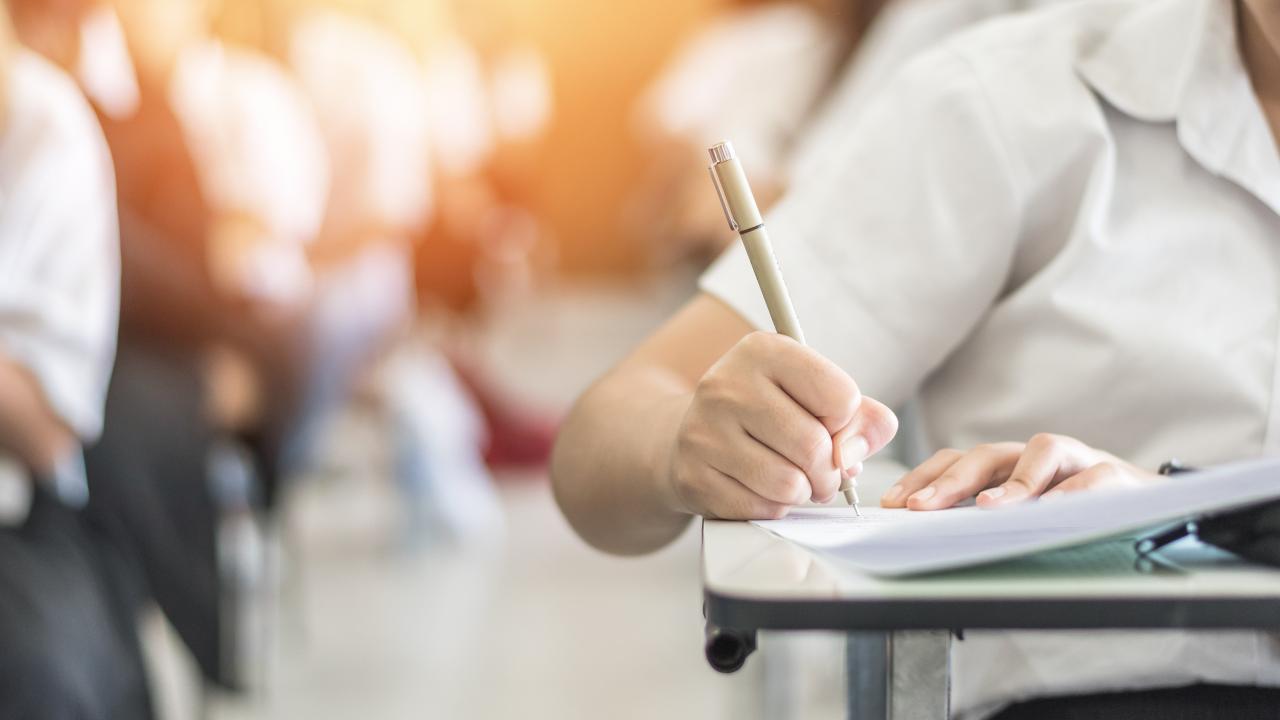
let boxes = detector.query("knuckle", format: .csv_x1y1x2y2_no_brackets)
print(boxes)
1005,470,1031,486
1028,432,1063,451
1092,461,1121,478
1056,477,1087,493
934,472,960,489
774,469,810,504
695,371,731,401
973,443,999,456
739,331,780,356
936,448,963,462
670,471,701,509
694,378,744,418
674,420,711,457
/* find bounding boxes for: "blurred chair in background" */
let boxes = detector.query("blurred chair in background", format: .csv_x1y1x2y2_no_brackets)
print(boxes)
0,4,151,715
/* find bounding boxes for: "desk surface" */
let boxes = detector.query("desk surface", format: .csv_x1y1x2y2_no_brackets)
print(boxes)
703,518,1280,632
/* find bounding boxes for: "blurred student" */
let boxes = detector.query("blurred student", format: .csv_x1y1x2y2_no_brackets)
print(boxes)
555,0,1280,716
412,0,559,473
284,3,504,542
0,5,149,716
115,0,329,682
632,0,888,265
10,0,326,686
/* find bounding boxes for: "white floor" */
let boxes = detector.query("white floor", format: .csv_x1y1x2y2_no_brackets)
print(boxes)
151,277,846,720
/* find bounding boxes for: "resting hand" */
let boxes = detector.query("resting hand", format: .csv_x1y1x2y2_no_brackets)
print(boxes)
882,433,1160,511
664,332,898,520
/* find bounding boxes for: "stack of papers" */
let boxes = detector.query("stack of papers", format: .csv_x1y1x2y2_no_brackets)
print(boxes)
752,457,1280,576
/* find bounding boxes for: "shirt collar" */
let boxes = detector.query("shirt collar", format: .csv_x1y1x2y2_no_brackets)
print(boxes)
1077,0,1280,214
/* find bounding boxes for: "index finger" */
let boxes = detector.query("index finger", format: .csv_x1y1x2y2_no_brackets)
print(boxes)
755,334,862,435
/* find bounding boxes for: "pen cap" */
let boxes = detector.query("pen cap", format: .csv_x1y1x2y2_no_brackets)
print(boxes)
708,142,764,231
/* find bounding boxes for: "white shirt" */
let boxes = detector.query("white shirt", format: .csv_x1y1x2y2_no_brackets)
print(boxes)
418,37,553,176
75,5,140,121
421,37,494,177
290,10,433,236
0,51,118,443
170,41,329,303
0,51,119,512
790,0,1070,180
639,2,841,181
700,0,1280,716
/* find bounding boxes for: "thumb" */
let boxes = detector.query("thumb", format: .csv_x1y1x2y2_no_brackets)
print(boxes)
832,397,898,475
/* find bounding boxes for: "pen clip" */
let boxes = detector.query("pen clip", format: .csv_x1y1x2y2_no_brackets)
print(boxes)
708,165,739,233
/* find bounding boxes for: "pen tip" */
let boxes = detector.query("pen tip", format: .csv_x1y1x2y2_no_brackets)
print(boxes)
854,503,863,518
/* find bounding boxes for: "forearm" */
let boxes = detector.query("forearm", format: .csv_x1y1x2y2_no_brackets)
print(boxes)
0,357,75,477
551,363,695,555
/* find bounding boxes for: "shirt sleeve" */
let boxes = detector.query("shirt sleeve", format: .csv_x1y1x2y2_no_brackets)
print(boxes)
700,47,1025,408
0,58,120,441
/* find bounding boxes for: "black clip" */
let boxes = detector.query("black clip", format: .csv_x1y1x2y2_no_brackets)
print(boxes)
1134,520,1198,558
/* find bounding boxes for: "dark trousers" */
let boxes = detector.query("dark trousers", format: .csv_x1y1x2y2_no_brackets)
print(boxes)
83,342,225,687
0,489,152,720
992,683,1280,719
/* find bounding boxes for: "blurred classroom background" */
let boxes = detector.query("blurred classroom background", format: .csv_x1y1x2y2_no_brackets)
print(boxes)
0,0,893,717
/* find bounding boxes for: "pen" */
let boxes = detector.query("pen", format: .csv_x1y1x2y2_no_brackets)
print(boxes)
707,140,862,516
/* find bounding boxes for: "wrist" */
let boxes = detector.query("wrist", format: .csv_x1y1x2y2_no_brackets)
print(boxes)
651,392,695,517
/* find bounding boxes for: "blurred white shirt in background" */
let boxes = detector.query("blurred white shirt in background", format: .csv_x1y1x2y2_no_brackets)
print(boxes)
170,40,329,304
419,35,553,178
75,5,139,122
487,44,552,144
639,2,840,182
290,9,433,238
421,36,494,177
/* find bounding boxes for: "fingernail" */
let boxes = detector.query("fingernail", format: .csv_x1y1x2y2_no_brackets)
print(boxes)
910,486,936,503
882,484,904,503
840,435,870,473
842,461,865,481
980,486,1006,500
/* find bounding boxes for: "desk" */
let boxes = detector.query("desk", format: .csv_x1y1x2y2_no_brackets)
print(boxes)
702,518,1280,719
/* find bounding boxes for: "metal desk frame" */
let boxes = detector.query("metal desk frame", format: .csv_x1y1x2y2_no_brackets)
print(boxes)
701,519,1280,719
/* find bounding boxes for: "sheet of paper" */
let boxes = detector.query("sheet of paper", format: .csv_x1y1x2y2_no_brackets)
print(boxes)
750,457,1280,576
753,506,954,547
